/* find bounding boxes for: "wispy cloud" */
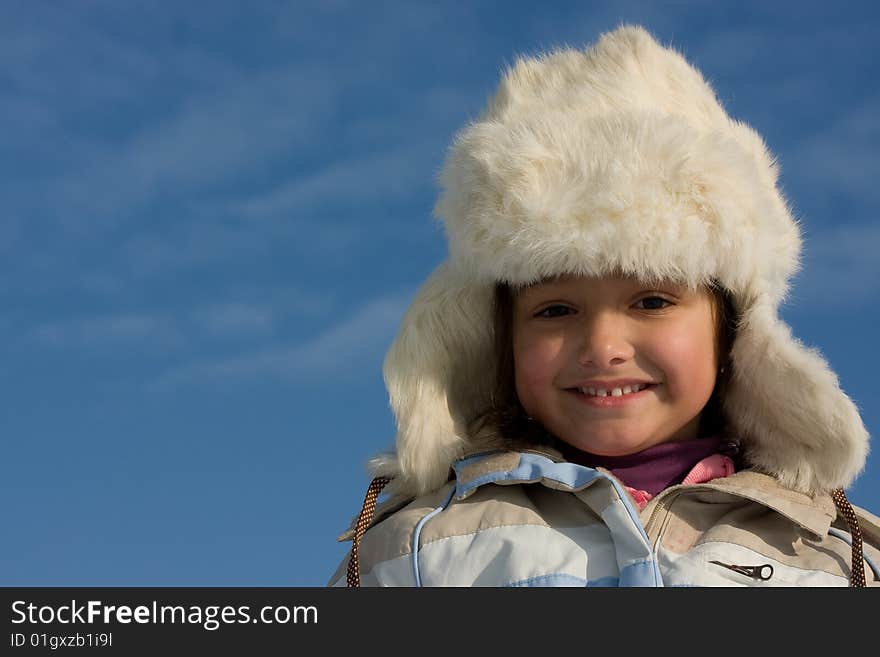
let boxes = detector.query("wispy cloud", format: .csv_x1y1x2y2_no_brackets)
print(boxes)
0,5,471,303
0,215,23,255
193,302,275,338
30,313,185,351
231,81,476,222
788,96,880,203
26,287,332,351
0,4,158,110
0,5,379,235
53,65,343,229
689,25,792,78
150,291,412,390
236,143,438,219
108,214,391,283
115,221,278,279
788,222,880,310
0,0,495,312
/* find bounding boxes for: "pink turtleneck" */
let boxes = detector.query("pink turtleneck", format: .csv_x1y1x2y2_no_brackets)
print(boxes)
562,436,736,510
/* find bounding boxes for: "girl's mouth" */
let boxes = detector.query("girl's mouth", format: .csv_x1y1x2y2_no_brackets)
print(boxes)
567,383,658,408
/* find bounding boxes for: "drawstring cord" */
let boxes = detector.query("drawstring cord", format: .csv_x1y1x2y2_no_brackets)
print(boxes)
831,488,866,587
346,477,391,588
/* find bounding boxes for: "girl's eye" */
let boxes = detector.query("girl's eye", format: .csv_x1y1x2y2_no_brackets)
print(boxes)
634,296,672,310
535,304,574,318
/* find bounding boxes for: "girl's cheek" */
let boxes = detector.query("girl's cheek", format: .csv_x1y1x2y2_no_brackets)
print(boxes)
515,336,563,379
651,326,716,388
513,344,558,406
514,352,546,388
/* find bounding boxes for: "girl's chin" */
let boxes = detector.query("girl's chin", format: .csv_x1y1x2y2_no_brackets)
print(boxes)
557,433,658,457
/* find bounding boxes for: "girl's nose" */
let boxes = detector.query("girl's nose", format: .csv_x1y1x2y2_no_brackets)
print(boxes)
576,313,634,368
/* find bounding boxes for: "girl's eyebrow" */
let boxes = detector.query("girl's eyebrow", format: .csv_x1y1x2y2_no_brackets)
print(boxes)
625,279,689,294
517,283,568,299
640,283,684,293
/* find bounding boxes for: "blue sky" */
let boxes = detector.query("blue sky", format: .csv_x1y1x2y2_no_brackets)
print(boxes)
2,1,878,586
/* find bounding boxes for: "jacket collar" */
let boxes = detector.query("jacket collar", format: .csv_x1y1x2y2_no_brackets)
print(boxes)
454,448,836,538
669,469,837,538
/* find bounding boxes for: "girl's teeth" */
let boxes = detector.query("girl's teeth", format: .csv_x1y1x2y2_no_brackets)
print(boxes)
580,384,646,397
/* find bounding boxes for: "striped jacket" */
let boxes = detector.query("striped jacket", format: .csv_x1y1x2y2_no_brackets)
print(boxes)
331,449,880,587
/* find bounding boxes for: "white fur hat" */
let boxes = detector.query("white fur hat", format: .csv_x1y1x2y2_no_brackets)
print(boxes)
371,25,869,497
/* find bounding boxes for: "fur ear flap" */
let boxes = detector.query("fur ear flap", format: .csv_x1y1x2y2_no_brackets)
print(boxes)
379,264,496,496
724,299,869,493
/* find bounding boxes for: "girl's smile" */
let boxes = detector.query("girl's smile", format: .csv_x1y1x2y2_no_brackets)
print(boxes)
512,273,720,457
567,382,660,408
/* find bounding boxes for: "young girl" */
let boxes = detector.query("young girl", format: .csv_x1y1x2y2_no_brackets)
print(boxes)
330,25,880,587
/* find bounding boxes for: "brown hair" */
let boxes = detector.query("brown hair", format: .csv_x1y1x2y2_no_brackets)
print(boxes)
476,279,738,447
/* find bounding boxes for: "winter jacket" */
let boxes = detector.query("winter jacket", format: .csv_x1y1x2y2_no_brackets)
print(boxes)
330,448,880,587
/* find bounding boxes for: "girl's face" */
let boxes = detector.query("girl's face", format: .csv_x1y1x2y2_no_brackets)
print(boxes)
512,274,719,456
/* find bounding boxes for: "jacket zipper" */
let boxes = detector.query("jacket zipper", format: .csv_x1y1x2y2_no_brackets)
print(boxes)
642,486,685,550
708,561,774,581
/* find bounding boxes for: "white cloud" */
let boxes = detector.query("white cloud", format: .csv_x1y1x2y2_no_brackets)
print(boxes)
78,271,127,297
1,5,479,300
789,96,880,202
54,65,343,226
193,302,275,338
117,222,273,278
236,143,436,218
788,222,880,310
0,6,362,232
0,5,157,103
150,291,411,390
0,216,23,254
25,285,332,351
31,312,184,351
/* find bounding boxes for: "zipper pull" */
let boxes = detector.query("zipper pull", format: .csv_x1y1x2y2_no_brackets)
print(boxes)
709,560,774,581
